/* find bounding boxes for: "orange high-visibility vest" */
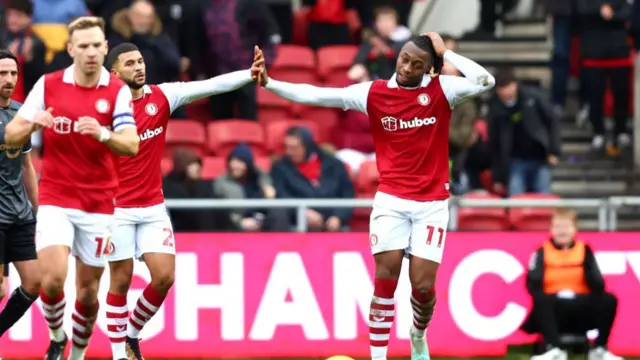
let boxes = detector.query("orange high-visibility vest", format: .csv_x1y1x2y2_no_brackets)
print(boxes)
542,240,590,294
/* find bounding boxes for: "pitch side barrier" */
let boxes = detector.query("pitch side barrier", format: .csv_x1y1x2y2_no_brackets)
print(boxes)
164,196,640,231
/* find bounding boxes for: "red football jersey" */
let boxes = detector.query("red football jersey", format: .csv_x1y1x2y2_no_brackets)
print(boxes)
116,84,173,208
17,65,135,214
366,76,452,201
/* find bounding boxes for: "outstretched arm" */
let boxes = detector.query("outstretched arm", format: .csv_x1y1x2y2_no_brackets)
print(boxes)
264,79,371,114
159,70,254,114
439,50,496,108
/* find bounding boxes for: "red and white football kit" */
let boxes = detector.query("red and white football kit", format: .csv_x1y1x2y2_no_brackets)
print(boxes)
17,65,135,267
108,70,253,261
265,50,495,263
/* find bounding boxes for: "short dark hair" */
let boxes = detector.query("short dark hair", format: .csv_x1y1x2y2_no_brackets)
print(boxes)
106,43,140,69
6,0,33,16
494,67,517,87
0,49,19,67
411,35,444,75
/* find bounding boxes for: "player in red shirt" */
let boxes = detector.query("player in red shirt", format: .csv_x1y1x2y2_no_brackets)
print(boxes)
4,17,139,360
104,42,255,360
251,33,495,360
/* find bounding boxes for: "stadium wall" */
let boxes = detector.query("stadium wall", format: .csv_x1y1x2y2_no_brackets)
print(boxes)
2,232,639,358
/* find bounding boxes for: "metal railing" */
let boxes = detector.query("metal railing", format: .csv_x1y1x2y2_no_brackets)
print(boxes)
165,196,640,232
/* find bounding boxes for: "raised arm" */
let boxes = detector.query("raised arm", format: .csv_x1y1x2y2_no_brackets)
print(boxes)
439,50,496,108
158,69,254,114
264,79,371,114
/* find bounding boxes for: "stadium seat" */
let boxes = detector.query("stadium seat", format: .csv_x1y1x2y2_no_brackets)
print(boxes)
255,156,273,172
317,45,359,86
270,45,318,84
258,86,294,124
456,193,509,230
201,157,226,180
296,106,339,143
264,119,320,154
185,98,212,122
509,193,560,230
206,120,267,157
355,159,379,195
165,119,206,157
161,157,173,176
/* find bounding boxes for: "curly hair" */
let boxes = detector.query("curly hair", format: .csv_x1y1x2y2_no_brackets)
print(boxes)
412,35,444,75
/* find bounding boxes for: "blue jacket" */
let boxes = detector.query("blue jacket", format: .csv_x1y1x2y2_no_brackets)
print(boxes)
270,151,355,223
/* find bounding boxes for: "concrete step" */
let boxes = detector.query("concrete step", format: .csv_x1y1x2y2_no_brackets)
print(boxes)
561,142,591,156
552,180,627,196
457,40,551,53
503,22,548,38
552,167,629,181
561,126,592,142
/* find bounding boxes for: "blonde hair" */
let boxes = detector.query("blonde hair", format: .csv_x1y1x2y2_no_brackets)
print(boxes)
68,16,106,38
553,207,578,224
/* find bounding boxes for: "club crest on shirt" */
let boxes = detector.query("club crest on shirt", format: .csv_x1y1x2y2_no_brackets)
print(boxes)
417,93,430,106
95,99,110,114
145,103,158,115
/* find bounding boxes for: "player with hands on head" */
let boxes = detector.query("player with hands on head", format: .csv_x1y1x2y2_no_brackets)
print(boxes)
105,42,257,360
4,16,139,360
252,32,495,360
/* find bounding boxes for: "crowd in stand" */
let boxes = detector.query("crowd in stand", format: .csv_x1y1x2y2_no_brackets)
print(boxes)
0,0,636,232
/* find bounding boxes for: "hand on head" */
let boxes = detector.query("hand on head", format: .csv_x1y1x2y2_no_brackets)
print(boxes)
423,32,447,56
251,46,268,86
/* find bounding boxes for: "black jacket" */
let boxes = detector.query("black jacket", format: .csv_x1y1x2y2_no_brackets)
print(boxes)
270,150,355,224
526,240,605,297
542,0,573,15
488,85,562,184
577,0,631,60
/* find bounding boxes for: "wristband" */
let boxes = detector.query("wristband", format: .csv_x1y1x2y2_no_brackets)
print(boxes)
99,127,111,142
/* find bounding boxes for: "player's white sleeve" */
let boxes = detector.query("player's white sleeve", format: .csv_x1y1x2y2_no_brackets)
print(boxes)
264,80,371,114
112,85,136,132
16,76,45,121
439,50,496,108
158,70,253,114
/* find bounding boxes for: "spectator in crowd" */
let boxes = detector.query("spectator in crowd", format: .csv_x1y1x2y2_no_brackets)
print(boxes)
347,6,410,82
443,36,480,194
109,0,181,85
213,143,289,232
488,67,561,196
163,148,232,232
521,208,621,360
84,0,129,36
271,126,355,231
303,0,355,50
203,0,280,120
357,0,413,29
5,0,46,102
462,0,519,39
543,0,574,115
32,0,87,24
577,0,631,154
264,0,293,44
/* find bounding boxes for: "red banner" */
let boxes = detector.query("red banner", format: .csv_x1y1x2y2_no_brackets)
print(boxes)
2,232,640,358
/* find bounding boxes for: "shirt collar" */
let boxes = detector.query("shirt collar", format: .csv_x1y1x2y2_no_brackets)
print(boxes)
62,64,110,87
387,73,431,89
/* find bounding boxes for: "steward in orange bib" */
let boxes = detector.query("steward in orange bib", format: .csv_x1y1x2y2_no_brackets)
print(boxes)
520,208,621,360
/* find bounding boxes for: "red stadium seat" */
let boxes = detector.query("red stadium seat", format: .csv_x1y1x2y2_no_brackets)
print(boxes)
165,120,206,157
271,45,318,84
206,120,267,157
258,86,294,124
185,98,212,122
355,159,379,195
201,157,226,180
509,193,560,230
296,106,339,143
317,45,359,86
255,156,273,172
161,157,173,176
457,193,509,230
264,119,320,154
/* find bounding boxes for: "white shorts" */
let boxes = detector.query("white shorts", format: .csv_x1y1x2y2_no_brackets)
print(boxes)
369,192,449,263
36,205,113,267
107,203,175,262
